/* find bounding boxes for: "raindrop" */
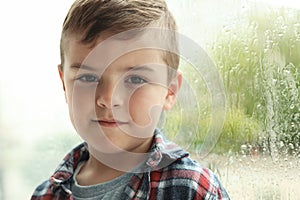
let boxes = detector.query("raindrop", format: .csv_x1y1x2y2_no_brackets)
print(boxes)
279,141,284,148
284,69,291,74
241,144,247,150
289,143,295,150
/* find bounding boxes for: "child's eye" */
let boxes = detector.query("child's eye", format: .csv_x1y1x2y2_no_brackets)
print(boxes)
76,74,99,83
125,75,148,84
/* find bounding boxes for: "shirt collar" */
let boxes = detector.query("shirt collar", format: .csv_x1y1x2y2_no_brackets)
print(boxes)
50,129,188,186
143,129,189,170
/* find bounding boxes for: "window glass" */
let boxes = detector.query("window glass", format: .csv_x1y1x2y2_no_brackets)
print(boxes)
0,0,299,199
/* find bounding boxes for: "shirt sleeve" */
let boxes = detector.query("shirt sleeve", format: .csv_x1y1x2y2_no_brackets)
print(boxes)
30,180,52,200
149,157,231,200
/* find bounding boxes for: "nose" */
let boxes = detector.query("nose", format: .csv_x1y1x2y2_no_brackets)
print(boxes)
96,81,123,109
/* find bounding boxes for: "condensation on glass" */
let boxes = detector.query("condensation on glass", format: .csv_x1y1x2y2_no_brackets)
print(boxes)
0,0,299,199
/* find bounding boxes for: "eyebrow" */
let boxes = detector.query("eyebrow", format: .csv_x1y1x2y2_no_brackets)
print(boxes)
126,65,155,72
70,63,156,72
70,63,98,71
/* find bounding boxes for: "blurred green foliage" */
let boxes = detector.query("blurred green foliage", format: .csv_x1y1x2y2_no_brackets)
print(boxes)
165,6,300,156
210,6,300,155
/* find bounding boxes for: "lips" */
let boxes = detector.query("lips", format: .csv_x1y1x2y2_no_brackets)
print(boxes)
92,119,128,127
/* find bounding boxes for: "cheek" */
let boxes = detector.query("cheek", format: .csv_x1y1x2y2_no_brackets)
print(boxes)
66,83,96,124
129,86,166,126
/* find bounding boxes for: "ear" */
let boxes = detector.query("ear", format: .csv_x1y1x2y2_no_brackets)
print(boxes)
58,64,68,103
163,71,182,110
58,64,66,91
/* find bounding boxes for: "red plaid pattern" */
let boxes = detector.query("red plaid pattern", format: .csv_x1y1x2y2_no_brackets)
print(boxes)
31,130,230,200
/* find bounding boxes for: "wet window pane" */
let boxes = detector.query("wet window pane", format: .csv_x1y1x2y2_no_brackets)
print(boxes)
0,0,299,199
166,0,300,198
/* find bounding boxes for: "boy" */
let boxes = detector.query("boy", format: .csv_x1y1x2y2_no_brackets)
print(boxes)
31,0,230,199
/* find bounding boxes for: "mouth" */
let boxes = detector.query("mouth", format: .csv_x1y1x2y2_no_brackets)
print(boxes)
91,119,128,128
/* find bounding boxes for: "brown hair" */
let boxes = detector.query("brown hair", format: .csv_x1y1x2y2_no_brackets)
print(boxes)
60,0,179,78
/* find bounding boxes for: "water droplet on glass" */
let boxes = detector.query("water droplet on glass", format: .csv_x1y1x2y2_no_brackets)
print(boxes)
279,141,284,148
289,143,295,150
241,144,247,151
290,104,295,109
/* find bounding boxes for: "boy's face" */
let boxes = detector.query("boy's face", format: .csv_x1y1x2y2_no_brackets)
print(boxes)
59,35,181,154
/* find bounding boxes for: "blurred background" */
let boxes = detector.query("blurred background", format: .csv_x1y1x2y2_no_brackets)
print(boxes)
0,0,299,199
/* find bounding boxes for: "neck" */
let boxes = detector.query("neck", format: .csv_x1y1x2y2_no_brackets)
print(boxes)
76,142,152,186
88,145,150,172
76,154,125,186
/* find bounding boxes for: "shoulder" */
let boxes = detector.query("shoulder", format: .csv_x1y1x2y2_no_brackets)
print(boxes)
30,142,88,199
31,180,53,200
150,156,230,199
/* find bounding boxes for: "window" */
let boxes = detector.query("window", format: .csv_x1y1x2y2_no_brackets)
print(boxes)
0,0,299,199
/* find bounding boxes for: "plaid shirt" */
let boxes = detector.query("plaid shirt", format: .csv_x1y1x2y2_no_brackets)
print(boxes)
31,130,230,200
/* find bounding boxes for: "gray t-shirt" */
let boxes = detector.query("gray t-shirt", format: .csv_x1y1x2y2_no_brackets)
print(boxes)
71,163,132,200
